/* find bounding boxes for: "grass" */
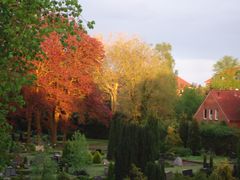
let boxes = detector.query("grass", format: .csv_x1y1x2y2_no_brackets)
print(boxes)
165,164,202,173
85,164,106,177
87,138,108,153
183,155,228,164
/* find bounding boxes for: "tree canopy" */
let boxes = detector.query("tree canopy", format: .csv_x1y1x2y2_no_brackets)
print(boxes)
213,56,239,73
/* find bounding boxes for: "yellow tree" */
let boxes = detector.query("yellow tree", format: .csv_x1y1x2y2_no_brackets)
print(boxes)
95,36,177,120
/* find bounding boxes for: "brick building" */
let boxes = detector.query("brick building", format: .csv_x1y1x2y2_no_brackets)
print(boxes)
194,90,240,127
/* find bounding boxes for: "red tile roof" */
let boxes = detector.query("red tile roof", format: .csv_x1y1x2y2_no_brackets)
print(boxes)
210,90,240,122
176,76,190,89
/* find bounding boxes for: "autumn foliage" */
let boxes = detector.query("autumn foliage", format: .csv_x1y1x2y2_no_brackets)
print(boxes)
12,25,111,144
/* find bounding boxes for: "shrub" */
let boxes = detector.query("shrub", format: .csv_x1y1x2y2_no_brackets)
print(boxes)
25,143,35,152
92,151,102,164
209,161,234,180
57,172,72,180
62,131,92,173
108,162,115,180
129,164,147,180
31,153,57,180
169,147,192,157
200,123,239,155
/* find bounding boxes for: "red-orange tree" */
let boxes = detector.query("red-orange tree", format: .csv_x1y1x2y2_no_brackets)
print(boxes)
34,29,105,144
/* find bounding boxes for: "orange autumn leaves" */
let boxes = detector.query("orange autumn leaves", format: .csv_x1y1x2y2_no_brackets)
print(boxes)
36,31,104,113
23,28,110,126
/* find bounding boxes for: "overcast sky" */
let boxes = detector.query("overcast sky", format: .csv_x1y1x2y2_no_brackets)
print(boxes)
80,0,240,85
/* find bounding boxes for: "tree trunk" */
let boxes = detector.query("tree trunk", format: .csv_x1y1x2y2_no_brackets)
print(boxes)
62,113,68,144
110,83,118,114
26,107,32,144
35,109,41,145
51,107,59,145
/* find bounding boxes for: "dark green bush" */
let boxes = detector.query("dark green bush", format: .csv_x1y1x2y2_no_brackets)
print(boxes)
92,151,102,164
200,123,239,155
25,143,35,152
108,162,115,180
57,172,72,180
169,147,192,157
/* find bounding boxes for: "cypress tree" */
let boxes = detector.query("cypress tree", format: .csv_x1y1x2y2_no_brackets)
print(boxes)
236,140,240,179
179,116,189,148
188,120,201,155
107,113,125,160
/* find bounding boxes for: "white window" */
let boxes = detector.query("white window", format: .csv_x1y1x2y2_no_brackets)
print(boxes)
209,109,213,120
215,109,218,120
203,109,207,119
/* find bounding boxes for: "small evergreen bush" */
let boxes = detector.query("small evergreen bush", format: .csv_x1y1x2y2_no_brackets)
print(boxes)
93,151,102,164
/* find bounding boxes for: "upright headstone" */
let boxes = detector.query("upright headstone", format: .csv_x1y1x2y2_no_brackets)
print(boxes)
173,157,183,166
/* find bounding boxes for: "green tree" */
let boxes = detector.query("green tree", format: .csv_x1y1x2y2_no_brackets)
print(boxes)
178,115,189,148
155,42,175,70
0,122,11,171
145,161,166,180
175,88,204,120
107,113,125,160
210,67,240,90
213,56,239,73
188,120,201,155
0,0,93,168
236,141,240,179
62,131,92,173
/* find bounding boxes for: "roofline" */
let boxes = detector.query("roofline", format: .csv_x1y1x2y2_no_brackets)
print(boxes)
211,92,230,122
193,90,212,119
193,90,229,121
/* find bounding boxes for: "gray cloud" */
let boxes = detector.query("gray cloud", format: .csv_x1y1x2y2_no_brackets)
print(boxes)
80,0,240,83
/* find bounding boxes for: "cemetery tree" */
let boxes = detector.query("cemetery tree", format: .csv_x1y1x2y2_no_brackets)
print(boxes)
96,36,176,120
175,88,204,120
0,0,90,168
34,29,104,144
213,56,239,73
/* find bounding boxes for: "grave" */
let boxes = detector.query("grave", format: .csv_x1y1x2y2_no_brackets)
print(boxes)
182,169,193,177
4,166,16,177
173,157,183,166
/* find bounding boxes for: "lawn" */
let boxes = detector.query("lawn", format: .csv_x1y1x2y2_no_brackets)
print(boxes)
182,155,228,164
165,164,202,173
85,164,106,177
87,138,108,153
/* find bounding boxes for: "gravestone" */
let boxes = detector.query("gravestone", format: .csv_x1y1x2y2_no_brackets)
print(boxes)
4,166,16,177
173,157,183,166
103,159,109,166
182,169,193,177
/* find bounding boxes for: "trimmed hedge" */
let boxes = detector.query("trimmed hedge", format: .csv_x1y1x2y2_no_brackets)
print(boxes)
200,122,240,155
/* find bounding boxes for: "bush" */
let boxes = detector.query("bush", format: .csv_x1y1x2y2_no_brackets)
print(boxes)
25,143,35,152
31,153,57,180
92,151,102,164
62,131,92,173
209,161,234,180
168,147,192,157
129,164,147,180
10,142,25,153
108,162,115,180
200,123,239,155
57,172,72,180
